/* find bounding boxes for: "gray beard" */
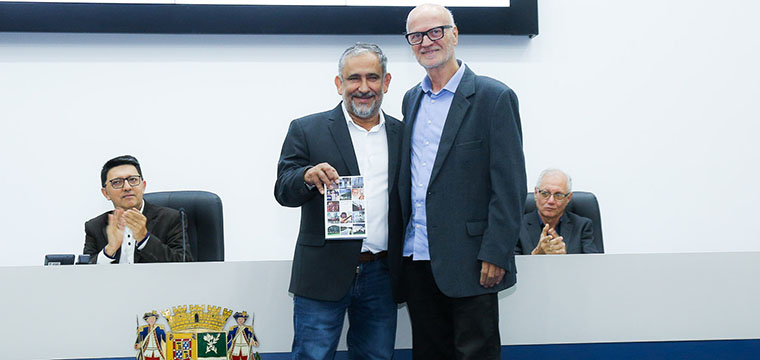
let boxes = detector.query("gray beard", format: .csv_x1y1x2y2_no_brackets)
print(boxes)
349,99,380,119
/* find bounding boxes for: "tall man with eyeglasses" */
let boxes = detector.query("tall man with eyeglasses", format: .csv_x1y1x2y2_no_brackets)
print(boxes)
388,4,526,359
83,155,192,264
515,168,600,255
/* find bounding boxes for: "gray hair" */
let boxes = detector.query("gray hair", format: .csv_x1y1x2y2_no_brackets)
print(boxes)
536,168,573,193
338,42,388,80
405,4,456,33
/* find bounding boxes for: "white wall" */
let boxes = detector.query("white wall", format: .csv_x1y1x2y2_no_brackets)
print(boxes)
1,0,759,266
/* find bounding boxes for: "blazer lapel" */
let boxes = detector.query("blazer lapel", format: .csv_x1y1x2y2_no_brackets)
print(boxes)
401,87,425,163
559,213,574,247
385,114,401,192
328,104,361,176
142,200,159,227
429,65,475,186
100,218,109,247
526,212,542,250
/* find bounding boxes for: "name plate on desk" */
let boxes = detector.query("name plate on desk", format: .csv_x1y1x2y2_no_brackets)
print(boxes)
44,254,75,265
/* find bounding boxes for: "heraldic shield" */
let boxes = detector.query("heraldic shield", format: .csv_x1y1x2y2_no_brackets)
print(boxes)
137,305,261,360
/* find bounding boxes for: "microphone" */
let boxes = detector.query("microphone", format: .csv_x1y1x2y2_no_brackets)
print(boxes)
123,225,134,264
179,208,187,262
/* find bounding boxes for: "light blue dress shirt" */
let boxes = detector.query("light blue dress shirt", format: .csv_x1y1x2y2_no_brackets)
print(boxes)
403,61,466,260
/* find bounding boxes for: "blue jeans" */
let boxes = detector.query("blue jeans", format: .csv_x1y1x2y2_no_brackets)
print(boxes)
292,258,397,360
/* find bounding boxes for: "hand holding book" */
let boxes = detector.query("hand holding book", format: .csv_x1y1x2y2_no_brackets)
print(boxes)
304,162,340,194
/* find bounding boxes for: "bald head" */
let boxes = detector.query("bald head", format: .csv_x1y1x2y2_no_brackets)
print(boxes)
406,3,455,33
405,4,459,72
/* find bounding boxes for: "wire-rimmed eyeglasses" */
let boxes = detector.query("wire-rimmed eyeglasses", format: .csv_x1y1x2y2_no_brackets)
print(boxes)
537,189,570,201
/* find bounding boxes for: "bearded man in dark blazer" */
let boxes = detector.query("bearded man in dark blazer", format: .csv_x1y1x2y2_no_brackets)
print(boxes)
274,43,402,359
83,155,191,264
389,4,527,360
515,168,600,255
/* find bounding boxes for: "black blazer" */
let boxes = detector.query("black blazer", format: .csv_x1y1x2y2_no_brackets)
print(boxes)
274,104,402,301
83,200,192,263
390,65,527,301
515,210,600,255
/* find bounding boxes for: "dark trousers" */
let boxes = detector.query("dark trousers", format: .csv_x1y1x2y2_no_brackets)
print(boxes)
402,257,501,360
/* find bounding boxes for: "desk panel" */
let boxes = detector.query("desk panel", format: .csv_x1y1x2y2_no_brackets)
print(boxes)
1,253,758,359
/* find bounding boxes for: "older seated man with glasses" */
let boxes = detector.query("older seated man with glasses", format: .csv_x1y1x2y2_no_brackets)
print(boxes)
515,168,600,255
83,155,192,264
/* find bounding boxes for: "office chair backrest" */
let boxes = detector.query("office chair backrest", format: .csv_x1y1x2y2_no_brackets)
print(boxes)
143,191,224,261
524,190,604,253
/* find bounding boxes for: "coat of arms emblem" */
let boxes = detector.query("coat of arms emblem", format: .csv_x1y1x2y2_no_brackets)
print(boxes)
136,305,261,360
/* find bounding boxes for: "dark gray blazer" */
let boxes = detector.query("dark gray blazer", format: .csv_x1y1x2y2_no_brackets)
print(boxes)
83,200,192,263
274,103,402,301
390,65,527,301
515,210,600,255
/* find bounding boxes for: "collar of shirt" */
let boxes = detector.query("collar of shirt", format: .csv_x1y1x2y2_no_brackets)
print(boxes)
341,101,386,133
420,59,466,96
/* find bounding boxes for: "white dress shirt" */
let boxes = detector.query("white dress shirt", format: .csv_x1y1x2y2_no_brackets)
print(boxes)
97,202,150,264
341,102,389,254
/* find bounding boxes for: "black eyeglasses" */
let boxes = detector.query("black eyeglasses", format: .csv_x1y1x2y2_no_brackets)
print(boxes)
405,25,453,45
537,189,570,201
106,175,142,189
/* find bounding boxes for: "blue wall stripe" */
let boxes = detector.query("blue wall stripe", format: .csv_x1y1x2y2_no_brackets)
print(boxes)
73,339,760,360
504,339,760,360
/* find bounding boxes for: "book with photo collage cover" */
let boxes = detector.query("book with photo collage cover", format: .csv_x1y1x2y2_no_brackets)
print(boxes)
324,175,367,239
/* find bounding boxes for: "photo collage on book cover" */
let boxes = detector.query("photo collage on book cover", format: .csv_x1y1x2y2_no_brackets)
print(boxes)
325,176,366,239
